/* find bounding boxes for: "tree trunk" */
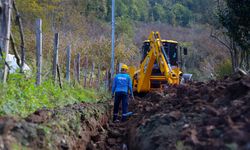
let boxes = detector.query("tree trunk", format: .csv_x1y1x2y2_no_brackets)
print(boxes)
247,50,249,71
229,38,238,72
239,50,244,68
229,48,235,72
233,42,239,71
210,29,236,73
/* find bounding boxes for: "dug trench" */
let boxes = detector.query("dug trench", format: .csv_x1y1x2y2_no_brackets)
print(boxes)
90,73,250,150
0,73,249,150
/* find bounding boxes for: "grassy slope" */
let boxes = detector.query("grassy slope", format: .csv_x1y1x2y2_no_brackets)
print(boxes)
0,74,109,117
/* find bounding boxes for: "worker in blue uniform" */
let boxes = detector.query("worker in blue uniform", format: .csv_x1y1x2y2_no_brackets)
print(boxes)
112,64,134,122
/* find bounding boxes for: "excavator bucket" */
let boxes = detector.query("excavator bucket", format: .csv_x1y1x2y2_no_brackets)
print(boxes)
181,73,193,84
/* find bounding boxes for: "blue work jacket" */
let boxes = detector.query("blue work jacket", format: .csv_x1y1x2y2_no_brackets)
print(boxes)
112,73,133,96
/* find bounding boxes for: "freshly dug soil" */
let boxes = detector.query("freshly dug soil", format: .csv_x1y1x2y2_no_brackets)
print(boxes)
130,74,250,150
90,74,250,150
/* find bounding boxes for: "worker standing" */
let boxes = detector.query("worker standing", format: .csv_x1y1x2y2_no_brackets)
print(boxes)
112,64,134,122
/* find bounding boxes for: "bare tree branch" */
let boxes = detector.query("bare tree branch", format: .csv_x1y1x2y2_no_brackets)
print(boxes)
12,0,25,73
210,29,232,51
10,32,21,66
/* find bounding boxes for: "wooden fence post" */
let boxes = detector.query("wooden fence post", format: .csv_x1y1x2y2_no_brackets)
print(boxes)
0,0,3,47
76,53,80,83
89,62,95,87
52,33,59,82
36,19,42,86
97,64,101,89
73,57,76,82
0,0,3,80
57,64,62,89
2,0,12,83
66,44,71,82
83,56,88,87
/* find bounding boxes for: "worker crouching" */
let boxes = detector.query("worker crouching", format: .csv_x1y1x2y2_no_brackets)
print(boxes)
112,64,134,122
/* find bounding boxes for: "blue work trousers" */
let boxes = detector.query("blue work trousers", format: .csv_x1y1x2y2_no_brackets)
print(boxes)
113,92,128,122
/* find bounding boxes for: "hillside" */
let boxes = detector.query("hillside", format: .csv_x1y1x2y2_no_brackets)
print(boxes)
13,0,228,80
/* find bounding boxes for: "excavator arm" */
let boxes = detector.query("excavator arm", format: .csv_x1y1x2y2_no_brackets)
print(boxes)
136,33,157,92
155,32,182,85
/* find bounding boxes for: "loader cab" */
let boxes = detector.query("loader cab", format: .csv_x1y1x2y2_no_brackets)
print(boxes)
141,40,179,66
162,40,178,66
141,41,150,61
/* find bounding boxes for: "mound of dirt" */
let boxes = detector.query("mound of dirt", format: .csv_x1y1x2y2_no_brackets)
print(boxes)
126,74,250,150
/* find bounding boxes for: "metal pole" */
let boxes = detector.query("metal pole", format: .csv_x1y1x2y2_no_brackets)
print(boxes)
52,33,59,82
111,0,115,80
76,53,80,83
36,19,42,86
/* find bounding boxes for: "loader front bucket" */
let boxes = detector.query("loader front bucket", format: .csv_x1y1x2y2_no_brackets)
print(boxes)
181,73,192,84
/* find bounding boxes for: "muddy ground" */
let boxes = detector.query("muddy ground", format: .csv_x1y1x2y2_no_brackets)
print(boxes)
90,73,250,150
0,73,249,150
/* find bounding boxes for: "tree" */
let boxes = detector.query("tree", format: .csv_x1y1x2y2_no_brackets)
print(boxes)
116,16,134,38
173,3,192,26
151,3,165,21
134,0,149,21
217,0,250,71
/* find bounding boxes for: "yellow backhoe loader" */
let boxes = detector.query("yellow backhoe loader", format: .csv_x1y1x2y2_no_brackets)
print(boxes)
128,31,192,93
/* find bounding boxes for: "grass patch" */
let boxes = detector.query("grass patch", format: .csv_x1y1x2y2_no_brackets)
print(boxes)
0,74,109,117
